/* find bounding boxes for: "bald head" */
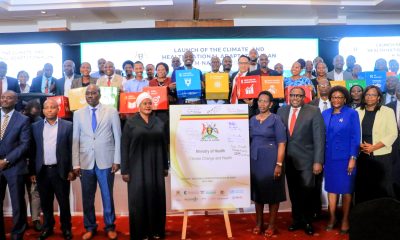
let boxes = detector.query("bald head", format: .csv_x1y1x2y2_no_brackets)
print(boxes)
43,98,59,120
63,60,75,77
0,90,18,112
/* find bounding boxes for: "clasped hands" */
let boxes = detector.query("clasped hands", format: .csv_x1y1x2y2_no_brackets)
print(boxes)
122,170,169,183
360,141,375,155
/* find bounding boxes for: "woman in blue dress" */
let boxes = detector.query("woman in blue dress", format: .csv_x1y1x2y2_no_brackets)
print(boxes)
322,86,360,234
249,91,286,237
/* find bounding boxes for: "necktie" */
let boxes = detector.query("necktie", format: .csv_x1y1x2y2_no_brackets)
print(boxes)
230,73,242,104
44,78,49,93
391,95,396,103
91,108,97,133
1,114,9,140
289,108,298,136
323,101,328,111
107,76,112,87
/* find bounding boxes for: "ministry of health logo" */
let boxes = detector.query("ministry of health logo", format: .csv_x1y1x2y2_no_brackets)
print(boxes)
201,123,219,141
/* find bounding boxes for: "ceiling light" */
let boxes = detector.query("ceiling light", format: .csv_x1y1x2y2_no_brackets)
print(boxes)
140,6,146,10
241,5,247,9
41,10,47,14
340,6,345,9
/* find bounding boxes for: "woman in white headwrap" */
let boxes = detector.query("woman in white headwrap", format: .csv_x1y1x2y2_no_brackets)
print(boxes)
121,92,169,240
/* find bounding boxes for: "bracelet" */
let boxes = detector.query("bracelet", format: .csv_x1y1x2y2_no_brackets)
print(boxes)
276,162,283,167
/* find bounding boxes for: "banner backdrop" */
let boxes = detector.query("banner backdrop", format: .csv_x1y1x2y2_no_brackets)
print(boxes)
170,104,251,210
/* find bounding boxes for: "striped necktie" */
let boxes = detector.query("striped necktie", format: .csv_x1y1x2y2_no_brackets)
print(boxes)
0,114,10,140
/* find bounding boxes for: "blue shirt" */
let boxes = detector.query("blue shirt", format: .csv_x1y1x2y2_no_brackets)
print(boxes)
284,76,315,92
123,78,149,93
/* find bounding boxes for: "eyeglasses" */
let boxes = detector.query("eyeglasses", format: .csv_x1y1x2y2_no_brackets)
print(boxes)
365,93,378,97
257,99,270,103
238,62,249,65
289,94,304,98
318,84,330,87
331,96,345,100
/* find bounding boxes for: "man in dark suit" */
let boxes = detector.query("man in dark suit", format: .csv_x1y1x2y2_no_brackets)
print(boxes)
277,87,325,235
309,78,331,219
30,63,56,94
386,83,400,201
0,90,30,240
55,60,80,96
31,99,74,240
0,61,21,94
31,99,74,238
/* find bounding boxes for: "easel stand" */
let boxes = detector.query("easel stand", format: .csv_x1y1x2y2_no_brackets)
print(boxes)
181,208,234,240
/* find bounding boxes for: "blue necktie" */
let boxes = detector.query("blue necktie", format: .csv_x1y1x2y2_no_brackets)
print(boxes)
92,108,97,133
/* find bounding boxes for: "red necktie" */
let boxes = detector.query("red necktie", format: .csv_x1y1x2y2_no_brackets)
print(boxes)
230,72,243,104
289,108,298,136
107,76,112,87
44,78,49,93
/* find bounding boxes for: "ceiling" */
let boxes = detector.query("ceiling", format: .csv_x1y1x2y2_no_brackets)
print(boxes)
0,0,399,32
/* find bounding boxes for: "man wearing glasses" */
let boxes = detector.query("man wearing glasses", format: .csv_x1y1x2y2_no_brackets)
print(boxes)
277,87,325,235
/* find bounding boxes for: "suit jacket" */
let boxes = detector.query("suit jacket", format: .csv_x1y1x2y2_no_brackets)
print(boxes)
5,76,21,93
327,70,353,81
277,104,325,170
387,101,400,184
71,77,98,89
72,104,121,170
55,74,81,96
29,75,56,94
322,106,360,161
96,74,123,91
0,111,30,177
357,105,397,156
31,119,73,180
309,98,320,106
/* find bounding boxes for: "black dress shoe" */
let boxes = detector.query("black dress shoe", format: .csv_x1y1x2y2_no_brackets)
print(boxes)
33,220,43,232
63,230,73,240
38,229,54,240
304,224,315,235
288,223,302,231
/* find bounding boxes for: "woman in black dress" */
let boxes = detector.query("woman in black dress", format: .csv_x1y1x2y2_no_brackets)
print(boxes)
121,92,169,240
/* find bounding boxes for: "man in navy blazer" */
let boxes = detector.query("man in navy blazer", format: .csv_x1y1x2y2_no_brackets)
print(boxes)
30,63,56,94
31,99,74,239
0,61,21,94
0,91,30,240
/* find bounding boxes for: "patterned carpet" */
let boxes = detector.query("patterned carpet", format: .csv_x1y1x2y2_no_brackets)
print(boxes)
6,212,350,239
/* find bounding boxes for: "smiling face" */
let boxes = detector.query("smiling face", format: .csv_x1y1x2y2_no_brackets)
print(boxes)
331,90,346,110
289,88,305,108
259,54,269,69
124,63,133,77
351,86,363,101
156,64,167,78
364,87,380,107
211,57,221,72
43,99,59,120
222,56,232,71
85,85,101,107
316,62,327,77
290,62,302,77
80,62,92,77
183,51,194,67
104,61,115,76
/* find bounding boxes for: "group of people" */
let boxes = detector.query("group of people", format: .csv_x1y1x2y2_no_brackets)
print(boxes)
0,48,400,240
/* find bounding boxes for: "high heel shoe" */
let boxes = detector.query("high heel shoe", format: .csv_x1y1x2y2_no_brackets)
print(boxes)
264,228,276,237
325,220,337,231
340,228,349,234
252,226,263,235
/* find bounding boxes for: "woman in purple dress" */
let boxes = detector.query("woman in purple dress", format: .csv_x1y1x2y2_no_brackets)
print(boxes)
250,91,287,237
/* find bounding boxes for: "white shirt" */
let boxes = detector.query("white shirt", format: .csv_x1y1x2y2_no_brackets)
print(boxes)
385,92,396,105
64,74,74,97
318,99,331,113
230,71,247,104
1,77,8,93
333,70,344,81
288,106,301,129
43,118,58,165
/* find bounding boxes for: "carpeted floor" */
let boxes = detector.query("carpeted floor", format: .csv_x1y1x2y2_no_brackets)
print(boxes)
6,212,350,239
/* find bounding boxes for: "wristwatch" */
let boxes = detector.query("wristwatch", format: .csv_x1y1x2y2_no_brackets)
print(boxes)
276,162,283,167
350,156,357,160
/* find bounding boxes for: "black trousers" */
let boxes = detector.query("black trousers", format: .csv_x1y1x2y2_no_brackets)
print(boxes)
0,173,27,240
285,158,315,225
311,172,323,216
37,166,71,232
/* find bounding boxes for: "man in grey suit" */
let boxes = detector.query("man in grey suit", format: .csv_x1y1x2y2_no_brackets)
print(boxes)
72,84,121,240
277,87,325,235
327,55,353,81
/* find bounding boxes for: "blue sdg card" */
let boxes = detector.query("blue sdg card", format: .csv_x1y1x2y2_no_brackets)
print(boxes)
176,69,201,98
364,71,386,92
